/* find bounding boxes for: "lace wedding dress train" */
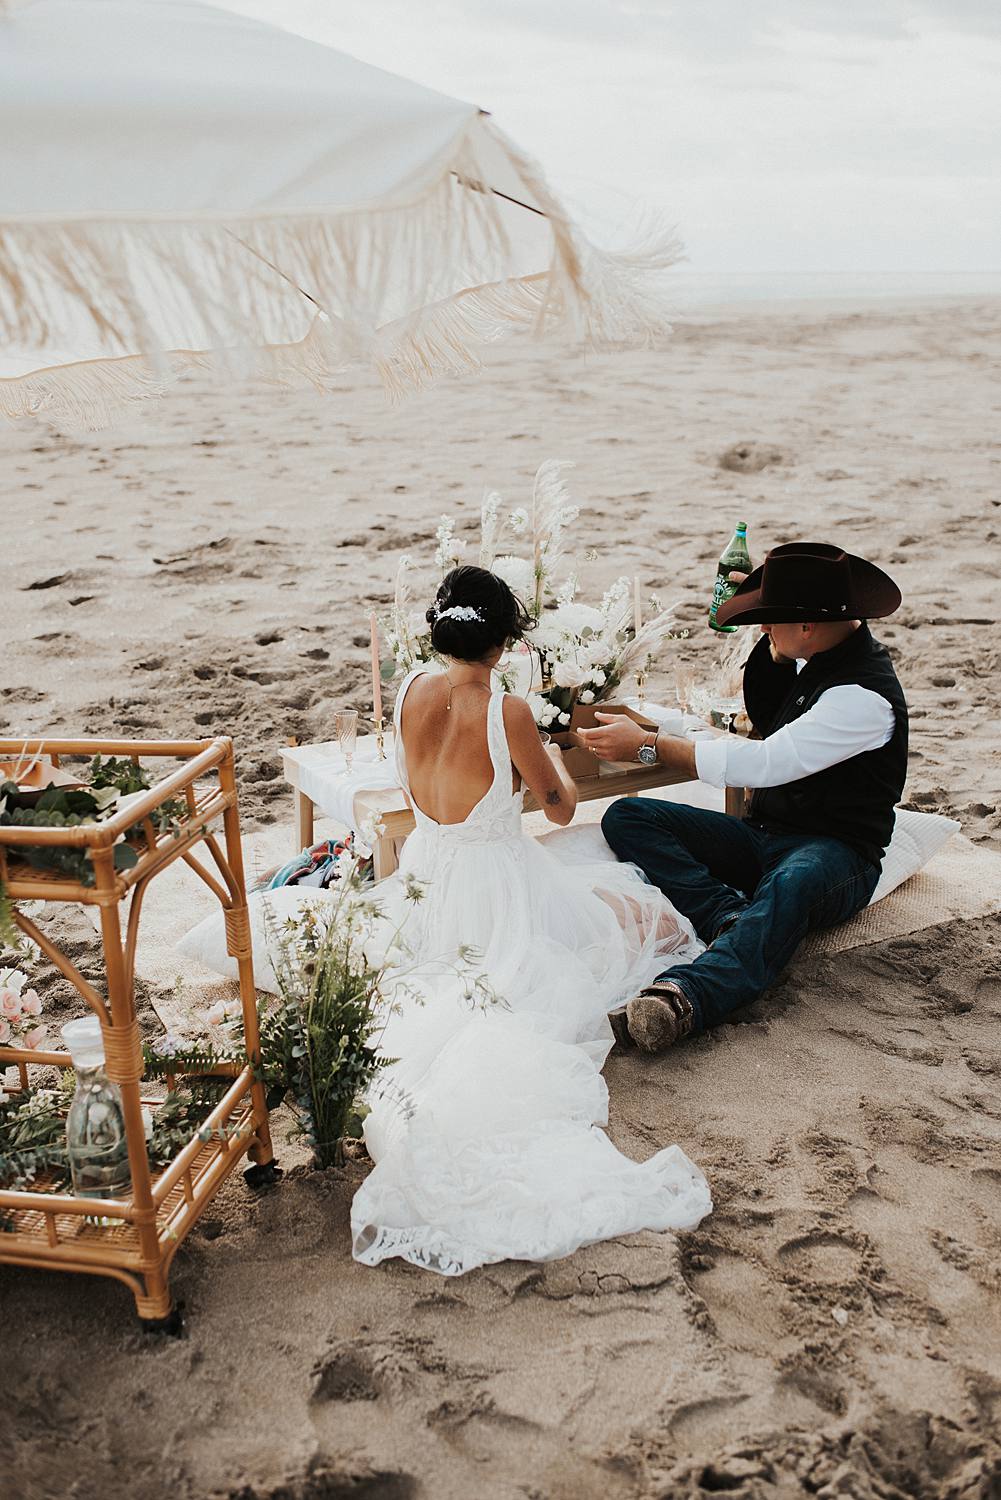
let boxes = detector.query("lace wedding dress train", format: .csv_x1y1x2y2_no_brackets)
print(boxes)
350,671,712,1275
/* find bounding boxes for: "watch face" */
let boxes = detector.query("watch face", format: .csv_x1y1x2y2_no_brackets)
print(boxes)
638,744,657,765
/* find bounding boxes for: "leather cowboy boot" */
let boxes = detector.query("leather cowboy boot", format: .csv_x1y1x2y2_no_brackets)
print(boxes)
609,981,695,1054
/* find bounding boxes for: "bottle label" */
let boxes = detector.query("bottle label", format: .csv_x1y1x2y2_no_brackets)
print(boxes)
710,570,737,620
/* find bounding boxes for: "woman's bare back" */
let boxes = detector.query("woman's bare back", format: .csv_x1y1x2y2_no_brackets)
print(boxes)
399,674,517,825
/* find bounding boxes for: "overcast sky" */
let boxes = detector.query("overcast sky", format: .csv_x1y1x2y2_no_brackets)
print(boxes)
227,1,1000,274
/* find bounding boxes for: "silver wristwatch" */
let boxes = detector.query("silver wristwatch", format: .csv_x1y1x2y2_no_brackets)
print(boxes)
636,732,658,766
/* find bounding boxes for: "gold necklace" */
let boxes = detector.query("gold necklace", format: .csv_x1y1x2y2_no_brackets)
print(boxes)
444,670,492,711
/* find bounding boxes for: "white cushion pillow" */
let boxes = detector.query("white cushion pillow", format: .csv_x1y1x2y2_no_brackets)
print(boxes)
538,803,958,908
175,886,337,995
868,806,958,904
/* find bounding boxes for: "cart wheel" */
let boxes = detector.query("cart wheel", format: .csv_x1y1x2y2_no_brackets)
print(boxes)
243,1159,283,1190
141,1302,185,1338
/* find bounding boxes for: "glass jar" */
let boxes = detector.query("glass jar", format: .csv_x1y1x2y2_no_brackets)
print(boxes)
62,1017,132,1203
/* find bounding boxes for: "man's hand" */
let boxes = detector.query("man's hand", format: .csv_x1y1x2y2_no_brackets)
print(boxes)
576,713,648,762
578,713,699,777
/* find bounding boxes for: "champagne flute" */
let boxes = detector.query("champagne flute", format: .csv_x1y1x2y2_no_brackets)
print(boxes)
675,666,694,716
335,709,359,771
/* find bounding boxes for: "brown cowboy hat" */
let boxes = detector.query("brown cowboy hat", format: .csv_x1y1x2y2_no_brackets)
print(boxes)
715,541,901,627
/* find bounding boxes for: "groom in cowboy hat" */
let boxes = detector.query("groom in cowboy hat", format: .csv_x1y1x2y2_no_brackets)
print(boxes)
580,542,907,1053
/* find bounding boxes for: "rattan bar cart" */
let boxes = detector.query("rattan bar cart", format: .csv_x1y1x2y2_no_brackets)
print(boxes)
0,736,275,1329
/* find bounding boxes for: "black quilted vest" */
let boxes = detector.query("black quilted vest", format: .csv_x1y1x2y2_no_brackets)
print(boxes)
742,623,908,867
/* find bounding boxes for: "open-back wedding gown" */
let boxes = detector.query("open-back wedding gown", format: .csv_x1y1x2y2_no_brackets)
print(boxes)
351,670,712,1274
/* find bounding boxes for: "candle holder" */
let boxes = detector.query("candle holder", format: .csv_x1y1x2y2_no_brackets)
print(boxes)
635,669,648,705
374,716,387,760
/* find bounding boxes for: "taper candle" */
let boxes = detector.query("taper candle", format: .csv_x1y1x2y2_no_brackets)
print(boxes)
369,612,383,722
633,575,643,636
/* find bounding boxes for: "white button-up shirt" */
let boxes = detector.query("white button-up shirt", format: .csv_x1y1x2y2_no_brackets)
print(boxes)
694,661,895,790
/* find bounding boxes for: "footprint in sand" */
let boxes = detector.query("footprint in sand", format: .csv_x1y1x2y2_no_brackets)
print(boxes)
667,1392,752,1447
718,441,786,473
689,1249,793,1352
970,1167,1001,1221
777,1230,863,1286
312,1344,381,1404
23,573,73,591
974,975,1001,1018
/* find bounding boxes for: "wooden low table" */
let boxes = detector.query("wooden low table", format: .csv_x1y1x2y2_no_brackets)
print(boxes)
281,737,746,881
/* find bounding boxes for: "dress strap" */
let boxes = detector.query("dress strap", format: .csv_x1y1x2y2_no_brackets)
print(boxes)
486,690,512,785
392,668,426,793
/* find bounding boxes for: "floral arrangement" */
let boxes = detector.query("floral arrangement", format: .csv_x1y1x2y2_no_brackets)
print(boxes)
0,840,496,1207
0,965,46,1060
0,1062,236,1207
205,839,494,1169
0,752,189,926
380,461,684,728
0,1078,74,1209
523,576,681,730
0,951,239,1207
0,751,190,953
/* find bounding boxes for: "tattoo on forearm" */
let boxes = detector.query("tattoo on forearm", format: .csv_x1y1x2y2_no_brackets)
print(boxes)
545,789,561,806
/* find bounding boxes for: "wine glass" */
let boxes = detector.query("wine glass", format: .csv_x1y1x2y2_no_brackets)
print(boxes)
674,666,695,716
335,709,359,771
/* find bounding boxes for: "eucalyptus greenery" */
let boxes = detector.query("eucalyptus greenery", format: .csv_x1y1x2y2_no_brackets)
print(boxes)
259,890,393,1167
0,752,187,954
0,1075,75,1223
0,1048,241,1231
0,882,17,953
89,755,187,838
254,852,496,1169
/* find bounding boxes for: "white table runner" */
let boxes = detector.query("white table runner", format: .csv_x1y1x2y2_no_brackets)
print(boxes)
295,740,402,828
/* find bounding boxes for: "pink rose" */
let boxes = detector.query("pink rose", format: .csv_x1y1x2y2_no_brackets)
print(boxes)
20,989,42,1018
0,990,22,1020
24,1025,47,1050
0,1018,11,1044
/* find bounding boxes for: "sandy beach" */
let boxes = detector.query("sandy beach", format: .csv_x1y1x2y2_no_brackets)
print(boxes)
2,296,1000,1500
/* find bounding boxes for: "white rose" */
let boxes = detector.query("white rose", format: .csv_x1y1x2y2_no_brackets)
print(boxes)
558,712,571,726
526,621,561,654
591,668,607,688
579,689,595,704
493,554,534,597
552,660,585,690
549,602,604,637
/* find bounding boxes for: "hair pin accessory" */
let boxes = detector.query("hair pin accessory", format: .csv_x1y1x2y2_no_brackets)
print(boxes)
436,605,483,623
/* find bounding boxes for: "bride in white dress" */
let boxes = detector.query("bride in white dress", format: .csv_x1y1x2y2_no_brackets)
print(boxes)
351,565,711,1274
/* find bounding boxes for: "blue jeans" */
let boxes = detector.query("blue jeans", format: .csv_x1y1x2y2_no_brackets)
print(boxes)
601,799,880,1034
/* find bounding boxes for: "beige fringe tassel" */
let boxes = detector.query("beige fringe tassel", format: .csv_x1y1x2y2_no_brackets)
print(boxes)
0,122,683,429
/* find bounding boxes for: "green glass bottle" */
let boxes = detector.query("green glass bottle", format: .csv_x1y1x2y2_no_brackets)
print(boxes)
709,521,751,633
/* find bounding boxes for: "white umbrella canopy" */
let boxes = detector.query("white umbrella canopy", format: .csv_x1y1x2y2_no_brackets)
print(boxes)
0,0,682,427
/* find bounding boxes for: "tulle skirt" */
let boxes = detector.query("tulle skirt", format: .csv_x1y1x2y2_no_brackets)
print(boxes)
351,820,712,1275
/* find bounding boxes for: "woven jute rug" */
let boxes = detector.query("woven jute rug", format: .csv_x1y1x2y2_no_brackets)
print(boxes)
128,812,1000,1037
800,833,999,957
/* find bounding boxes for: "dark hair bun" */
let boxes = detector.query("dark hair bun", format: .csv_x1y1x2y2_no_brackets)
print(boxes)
428,564,533,662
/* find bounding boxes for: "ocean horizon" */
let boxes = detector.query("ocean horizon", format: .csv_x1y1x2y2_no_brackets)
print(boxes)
669,269,1001,308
